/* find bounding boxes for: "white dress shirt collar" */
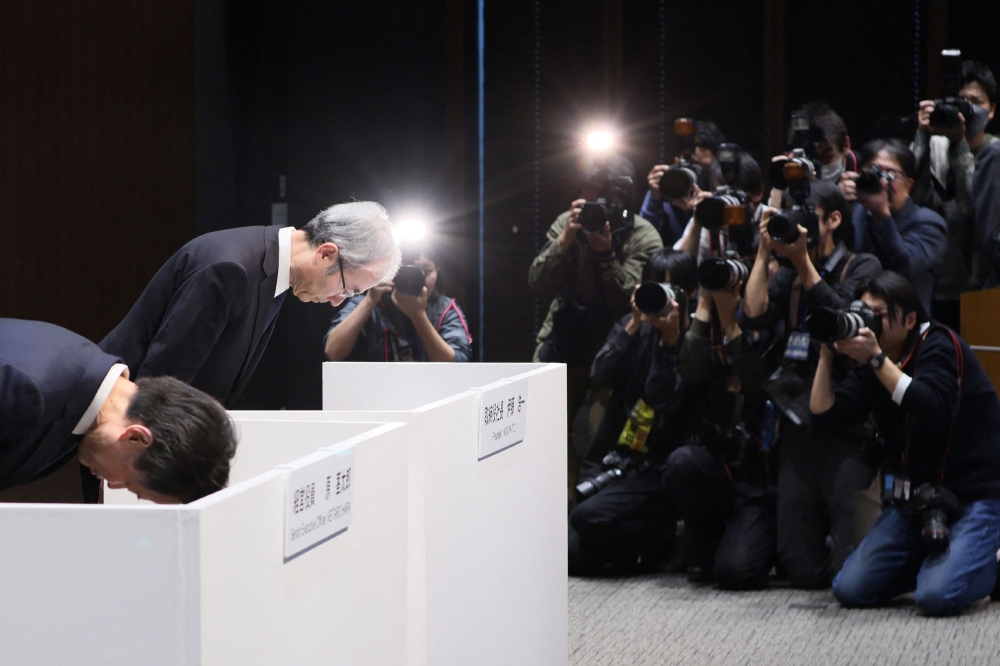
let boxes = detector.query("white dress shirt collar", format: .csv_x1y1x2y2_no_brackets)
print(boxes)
72,364,130,435
275,226,293,298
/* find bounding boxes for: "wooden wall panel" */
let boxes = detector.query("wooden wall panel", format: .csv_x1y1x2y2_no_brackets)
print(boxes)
0,0,195,343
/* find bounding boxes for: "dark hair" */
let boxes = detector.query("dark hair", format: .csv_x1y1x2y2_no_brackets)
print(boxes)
853,271,929,325
793,101,848,150
643,248,697,293
806,179,853,249
735,154,764,195
694,121,725,154
127,377,238,503
578,154,637,210
962,60,997,103
859,138,916,179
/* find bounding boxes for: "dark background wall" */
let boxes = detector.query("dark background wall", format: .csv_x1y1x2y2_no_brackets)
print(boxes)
0,0,195,343
4,0,1000,408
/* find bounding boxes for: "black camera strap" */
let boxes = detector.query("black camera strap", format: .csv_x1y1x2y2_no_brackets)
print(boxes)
898,324,965,494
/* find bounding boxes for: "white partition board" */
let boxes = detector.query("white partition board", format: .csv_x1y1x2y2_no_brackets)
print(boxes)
2,420,408,666
248,362,568,666
323,362,540,410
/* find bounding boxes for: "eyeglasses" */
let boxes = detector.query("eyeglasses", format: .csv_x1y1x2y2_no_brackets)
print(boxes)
338,256,364,298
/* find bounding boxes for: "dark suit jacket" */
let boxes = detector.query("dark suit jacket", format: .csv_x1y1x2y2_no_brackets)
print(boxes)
0,319,121,490
100,225,282,406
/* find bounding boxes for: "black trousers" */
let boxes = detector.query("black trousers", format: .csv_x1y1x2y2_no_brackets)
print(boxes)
776,423,878,589
568,473,675,576
663,445,776,589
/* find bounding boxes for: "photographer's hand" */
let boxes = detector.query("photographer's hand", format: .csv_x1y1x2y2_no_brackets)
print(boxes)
365,282,395,306
625,286,642,335
757,206,778,254
943,113,967,145
917,100,935,134
647,165,669,201
694,286,713,324
585,221,613,254
839,172,859,203
857,178,892,219
558,199,586,252
393,286,457,362
834,328,905,397
392,285,429,320
642,302,681,346
771,224,822,289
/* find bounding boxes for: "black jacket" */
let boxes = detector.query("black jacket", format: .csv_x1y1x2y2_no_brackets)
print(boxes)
583,315,689,470
100,226,281,406
0,319,121,489
815,324,1000,504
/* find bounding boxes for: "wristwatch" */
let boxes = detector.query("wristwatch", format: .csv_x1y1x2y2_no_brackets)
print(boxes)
868,351,888,370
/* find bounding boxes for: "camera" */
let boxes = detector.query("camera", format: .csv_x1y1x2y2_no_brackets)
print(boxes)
634,282,683,317
578,198,625,234
804,300,883,343
698,256,750,292
767,207,819,246
659,117,702,200
907,483,960,552
853,165,896,196
394,265,427,296
575,449,634,501
695,186,753,230
767,153,819,248
718,142,742,185
768,150,815,196
929,96,991,137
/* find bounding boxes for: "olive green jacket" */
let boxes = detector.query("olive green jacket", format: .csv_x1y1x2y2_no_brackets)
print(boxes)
527,211,663,361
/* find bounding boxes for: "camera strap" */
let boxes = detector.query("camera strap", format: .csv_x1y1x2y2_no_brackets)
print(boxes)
899,324,965,493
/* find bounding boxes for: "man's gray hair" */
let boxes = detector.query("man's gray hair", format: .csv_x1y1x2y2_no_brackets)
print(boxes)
301,201,402,281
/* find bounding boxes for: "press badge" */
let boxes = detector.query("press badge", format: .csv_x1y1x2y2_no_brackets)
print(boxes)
784,331,810,362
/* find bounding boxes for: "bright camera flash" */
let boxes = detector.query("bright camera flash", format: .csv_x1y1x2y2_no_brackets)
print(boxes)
396,219,428,241
586,131,614,152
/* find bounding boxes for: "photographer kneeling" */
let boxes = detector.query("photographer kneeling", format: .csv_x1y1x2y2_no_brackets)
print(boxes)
664,275,777,588
812,272,1000,616
569,249,696,576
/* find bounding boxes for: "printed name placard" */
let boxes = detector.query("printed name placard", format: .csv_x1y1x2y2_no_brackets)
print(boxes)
283,447,356,563
477,377,529,461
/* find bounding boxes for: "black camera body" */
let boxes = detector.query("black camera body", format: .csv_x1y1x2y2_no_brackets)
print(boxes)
906,483,961,552
854,165,896,196
634,281,683,317
696,186,753,231
575,449,645,501
394,265,427,296
698,256,750,292
805,300,883,343
929,96,991,137
718,142,742,186
578,198,624,234
767,152,820,249
767,206,820,248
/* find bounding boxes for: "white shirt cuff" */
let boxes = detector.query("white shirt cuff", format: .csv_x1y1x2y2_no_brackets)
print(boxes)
891,374,912,406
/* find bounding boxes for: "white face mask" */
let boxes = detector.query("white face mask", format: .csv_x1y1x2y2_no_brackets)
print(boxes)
821,158,845,183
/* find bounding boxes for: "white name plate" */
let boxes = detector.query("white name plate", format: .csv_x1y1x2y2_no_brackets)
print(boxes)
477,377,529,461
282,447,356,563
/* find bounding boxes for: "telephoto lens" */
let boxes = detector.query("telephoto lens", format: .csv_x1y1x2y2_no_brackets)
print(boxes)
698,257,749,292
804,301,883,343
767,210,804,244
853,166,894,196
659,166,699,200
394,265,427,296
634,282,679,317
578,202,609,233
573,467,623,501
695,194,749,230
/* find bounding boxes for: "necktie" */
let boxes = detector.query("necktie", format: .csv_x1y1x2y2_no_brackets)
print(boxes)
266,291,287,331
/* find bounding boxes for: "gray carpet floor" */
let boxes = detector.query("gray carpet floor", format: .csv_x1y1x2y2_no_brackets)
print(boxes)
569,574,1000,665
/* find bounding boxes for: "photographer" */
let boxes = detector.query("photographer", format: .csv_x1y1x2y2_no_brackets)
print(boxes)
794,102,859,184
529,155,663,472
324,248,472,362
912,61,998,323
663,278,777,588
741,179,883,588
811,272,1000,616
641,121,728,247
841,139,947,317
568,249,695,575
672,153,766,262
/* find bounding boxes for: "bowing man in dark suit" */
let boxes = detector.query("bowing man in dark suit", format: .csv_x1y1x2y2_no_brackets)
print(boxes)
100,201,401,406
0,319,237,503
